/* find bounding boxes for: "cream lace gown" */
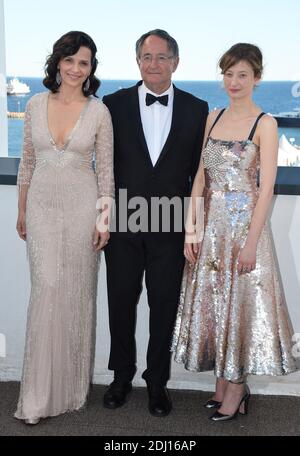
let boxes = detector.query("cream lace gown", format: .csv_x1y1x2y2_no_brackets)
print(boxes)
15,92,114,420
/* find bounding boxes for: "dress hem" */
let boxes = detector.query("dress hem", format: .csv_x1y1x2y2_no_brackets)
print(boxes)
14,391,90,421
173,358,298,380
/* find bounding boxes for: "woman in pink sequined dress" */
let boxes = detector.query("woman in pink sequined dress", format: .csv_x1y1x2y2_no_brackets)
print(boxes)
172,43,296,421
15,31,114,424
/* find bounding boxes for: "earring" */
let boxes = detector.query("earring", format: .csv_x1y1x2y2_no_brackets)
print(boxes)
56,70,62,86
84,78,90,92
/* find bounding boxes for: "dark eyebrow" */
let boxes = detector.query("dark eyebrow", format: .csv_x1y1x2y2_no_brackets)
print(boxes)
64,56,89,63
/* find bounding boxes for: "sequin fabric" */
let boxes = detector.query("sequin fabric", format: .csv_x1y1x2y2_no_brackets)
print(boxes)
15,92,114,420
172,137,297,381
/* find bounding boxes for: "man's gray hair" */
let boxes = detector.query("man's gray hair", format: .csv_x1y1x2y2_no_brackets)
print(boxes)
136,29,179,59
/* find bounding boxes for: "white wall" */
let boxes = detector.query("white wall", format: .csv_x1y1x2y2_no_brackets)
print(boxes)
0,186,300,395
0,0,8,157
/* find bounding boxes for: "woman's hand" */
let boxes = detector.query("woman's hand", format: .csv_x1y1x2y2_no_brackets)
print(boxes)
237,243,256,274
184,232,202,265
16,211,26,241
93,227,110,252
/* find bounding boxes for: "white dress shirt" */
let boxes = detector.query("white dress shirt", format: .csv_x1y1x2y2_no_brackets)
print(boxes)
138,82,174,166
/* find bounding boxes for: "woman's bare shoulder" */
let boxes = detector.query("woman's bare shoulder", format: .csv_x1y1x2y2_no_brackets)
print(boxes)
206,108,225,129
260,113,278,128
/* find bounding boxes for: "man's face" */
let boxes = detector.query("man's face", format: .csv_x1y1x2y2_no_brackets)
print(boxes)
137,35,179,93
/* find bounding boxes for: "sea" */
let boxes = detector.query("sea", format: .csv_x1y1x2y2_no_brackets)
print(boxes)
6,78,300,157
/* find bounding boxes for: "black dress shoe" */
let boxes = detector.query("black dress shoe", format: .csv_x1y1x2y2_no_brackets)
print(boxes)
147,385,172,417
103,380,132,409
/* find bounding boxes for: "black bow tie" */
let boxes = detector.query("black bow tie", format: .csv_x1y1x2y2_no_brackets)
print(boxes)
146,93,169,106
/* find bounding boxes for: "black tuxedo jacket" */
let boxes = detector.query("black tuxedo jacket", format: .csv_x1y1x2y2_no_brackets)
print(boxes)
103,81,208,236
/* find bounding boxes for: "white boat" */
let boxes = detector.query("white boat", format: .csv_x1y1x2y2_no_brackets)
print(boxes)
273,108,300,127
6,77,30,96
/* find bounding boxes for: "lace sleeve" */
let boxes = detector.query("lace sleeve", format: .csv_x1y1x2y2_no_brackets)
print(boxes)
17,99,36,189
95,103,115,199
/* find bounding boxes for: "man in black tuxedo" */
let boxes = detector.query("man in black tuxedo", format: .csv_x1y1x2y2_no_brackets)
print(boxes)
102,29,208,417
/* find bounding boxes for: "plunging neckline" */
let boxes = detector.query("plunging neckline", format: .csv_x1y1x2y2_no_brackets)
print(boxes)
46,92,91,153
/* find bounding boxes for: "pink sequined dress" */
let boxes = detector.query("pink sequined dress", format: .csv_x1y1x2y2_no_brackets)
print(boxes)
172,110,296,381
15,92,114,420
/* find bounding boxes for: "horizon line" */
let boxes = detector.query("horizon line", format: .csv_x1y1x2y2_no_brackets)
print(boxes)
5,76,299,83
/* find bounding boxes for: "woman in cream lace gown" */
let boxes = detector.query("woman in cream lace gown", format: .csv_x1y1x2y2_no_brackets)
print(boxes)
15,31,114,424
172,43,296,421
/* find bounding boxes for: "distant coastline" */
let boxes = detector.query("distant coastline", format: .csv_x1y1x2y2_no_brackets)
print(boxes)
7,112,24,119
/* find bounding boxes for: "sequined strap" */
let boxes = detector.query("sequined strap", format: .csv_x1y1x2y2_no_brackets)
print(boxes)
248,112,266,141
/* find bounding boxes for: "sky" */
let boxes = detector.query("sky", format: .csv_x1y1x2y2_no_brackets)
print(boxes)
3,0,300,81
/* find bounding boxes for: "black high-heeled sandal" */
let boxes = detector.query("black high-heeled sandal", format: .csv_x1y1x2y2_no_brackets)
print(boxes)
204,399,222,409
210,383,250,422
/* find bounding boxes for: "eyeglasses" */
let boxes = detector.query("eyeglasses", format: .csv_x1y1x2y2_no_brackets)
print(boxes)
139,55,174,64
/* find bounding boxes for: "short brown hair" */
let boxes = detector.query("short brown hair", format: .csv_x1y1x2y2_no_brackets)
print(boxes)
136,29,179,59
219,43,263,78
